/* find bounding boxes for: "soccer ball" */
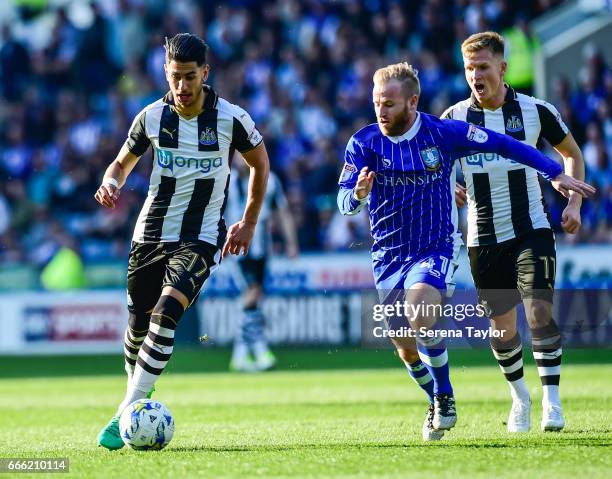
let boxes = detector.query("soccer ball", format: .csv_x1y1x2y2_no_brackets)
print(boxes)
119,399,175,450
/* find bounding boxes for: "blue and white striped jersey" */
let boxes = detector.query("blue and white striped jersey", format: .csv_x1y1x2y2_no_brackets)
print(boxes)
337,112,563,264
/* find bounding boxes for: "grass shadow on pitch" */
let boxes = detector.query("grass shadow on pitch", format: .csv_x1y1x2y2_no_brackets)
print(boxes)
168,436,612,453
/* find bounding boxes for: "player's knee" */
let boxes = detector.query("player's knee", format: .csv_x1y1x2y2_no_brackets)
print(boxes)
128,311,150,332
151,295,185,329
397,347,419,364
526,300,551,329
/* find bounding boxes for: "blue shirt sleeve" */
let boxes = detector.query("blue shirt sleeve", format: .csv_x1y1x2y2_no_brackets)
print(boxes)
337,135,370,215
443,119,564,180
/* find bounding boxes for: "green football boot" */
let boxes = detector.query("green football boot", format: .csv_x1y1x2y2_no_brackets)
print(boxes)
98,385,155,449
97,415,124,450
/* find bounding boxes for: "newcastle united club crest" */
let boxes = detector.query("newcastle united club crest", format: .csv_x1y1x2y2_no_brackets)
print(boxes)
199,127,217,146
506,115,523,133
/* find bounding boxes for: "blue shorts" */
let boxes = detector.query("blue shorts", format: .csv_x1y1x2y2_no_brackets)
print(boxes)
373,250,459,296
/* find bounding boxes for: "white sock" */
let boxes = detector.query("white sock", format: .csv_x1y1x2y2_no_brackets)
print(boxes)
543,385,561,406
508,377,531,403
116,383,149,416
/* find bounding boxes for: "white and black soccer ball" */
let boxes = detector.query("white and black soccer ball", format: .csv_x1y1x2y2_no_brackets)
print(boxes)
119,399,175,450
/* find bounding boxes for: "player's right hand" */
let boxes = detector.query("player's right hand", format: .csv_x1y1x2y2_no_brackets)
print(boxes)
551,174,596,199
455,183,467,208
355,166,375,200
94,183,120,209
222,221,256,258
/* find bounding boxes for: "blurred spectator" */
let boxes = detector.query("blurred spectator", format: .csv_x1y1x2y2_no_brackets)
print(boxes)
503,16,539,94
0,0,607,270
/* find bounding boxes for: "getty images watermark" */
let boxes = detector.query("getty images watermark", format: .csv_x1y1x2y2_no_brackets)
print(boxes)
370,300,498,339
360,288,612,349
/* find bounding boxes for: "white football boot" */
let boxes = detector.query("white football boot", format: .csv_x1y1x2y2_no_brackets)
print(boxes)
507,398,531,433
422,404,445,441
541,402,565,431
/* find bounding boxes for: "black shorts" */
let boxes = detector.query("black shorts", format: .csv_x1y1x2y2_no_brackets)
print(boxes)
127,240,219,312
468,228,556,317
238,256,267,287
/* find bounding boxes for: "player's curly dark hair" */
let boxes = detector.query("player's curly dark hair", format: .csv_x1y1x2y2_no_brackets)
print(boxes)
164,33,209,66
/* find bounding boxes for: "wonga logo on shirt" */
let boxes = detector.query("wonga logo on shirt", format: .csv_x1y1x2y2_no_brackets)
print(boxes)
156,149,222,173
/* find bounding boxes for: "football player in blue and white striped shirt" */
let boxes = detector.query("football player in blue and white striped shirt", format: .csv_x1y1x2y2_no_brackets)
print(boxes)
337,62,594,441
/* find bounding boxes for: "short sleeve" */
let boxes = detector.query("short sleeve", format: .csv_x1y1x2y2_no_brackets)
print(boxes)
231,106,263,153
125,109,151,157
535,100,569,146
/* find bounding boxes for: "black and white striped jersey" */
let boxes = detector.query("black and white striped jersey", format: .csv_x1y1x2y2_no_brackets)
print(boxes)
442,86,568,246
225,170,288,259
124,86,263,247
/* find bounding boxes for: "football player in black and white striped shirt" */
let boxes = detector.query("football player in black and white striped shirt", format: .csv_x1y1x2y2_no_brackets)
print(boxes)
442,32,590,433
94,33,270,450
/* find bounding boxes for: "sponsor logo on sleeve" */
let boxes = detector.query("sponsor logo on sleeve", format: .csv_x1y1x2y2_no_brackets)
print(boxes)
467,124,488,143
248,128,263,146
340,163,356,182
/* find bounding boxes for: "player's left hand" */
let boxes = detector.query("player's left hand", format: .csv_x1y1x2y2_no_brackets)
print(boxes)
551,173,596,199
222,221,256,258
561,201,582,234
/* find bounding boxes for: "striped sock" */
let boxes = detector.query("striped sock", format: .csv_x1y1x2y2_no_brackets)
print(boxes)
491,333,530,402
416,341,453,396
405,359,435,403
123,327,147,379
531,322,562,406
116,296,184,414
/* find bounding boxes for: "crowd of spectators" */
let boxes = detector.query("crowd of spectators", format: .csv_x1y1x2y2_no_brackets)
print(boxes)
0,0,609,269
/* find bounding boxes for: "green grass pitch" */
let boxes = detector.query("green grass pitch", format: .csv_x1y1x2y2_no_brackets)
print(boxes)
0,349,610,478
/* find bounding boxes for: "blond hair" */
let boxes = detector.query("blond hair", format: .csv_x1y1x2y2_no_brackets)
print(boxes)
373,62,420,97
461,31,505,58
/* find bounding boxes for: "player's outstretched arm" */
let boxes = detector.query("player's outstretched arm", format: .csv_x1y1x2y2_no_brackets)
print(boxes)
447,119,596,199
94,145,140,209
493,132,595,199
222,142,270,258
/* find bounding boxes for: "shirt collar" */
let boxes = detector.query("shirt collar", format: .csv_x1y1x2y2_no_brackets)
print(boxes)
386,112,421,144
469,83,516,109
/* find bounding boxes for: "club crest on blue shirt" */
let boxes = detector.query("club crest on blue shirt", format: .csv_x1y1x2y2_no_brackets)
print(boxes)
199,127,217,145
420,146,441,171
